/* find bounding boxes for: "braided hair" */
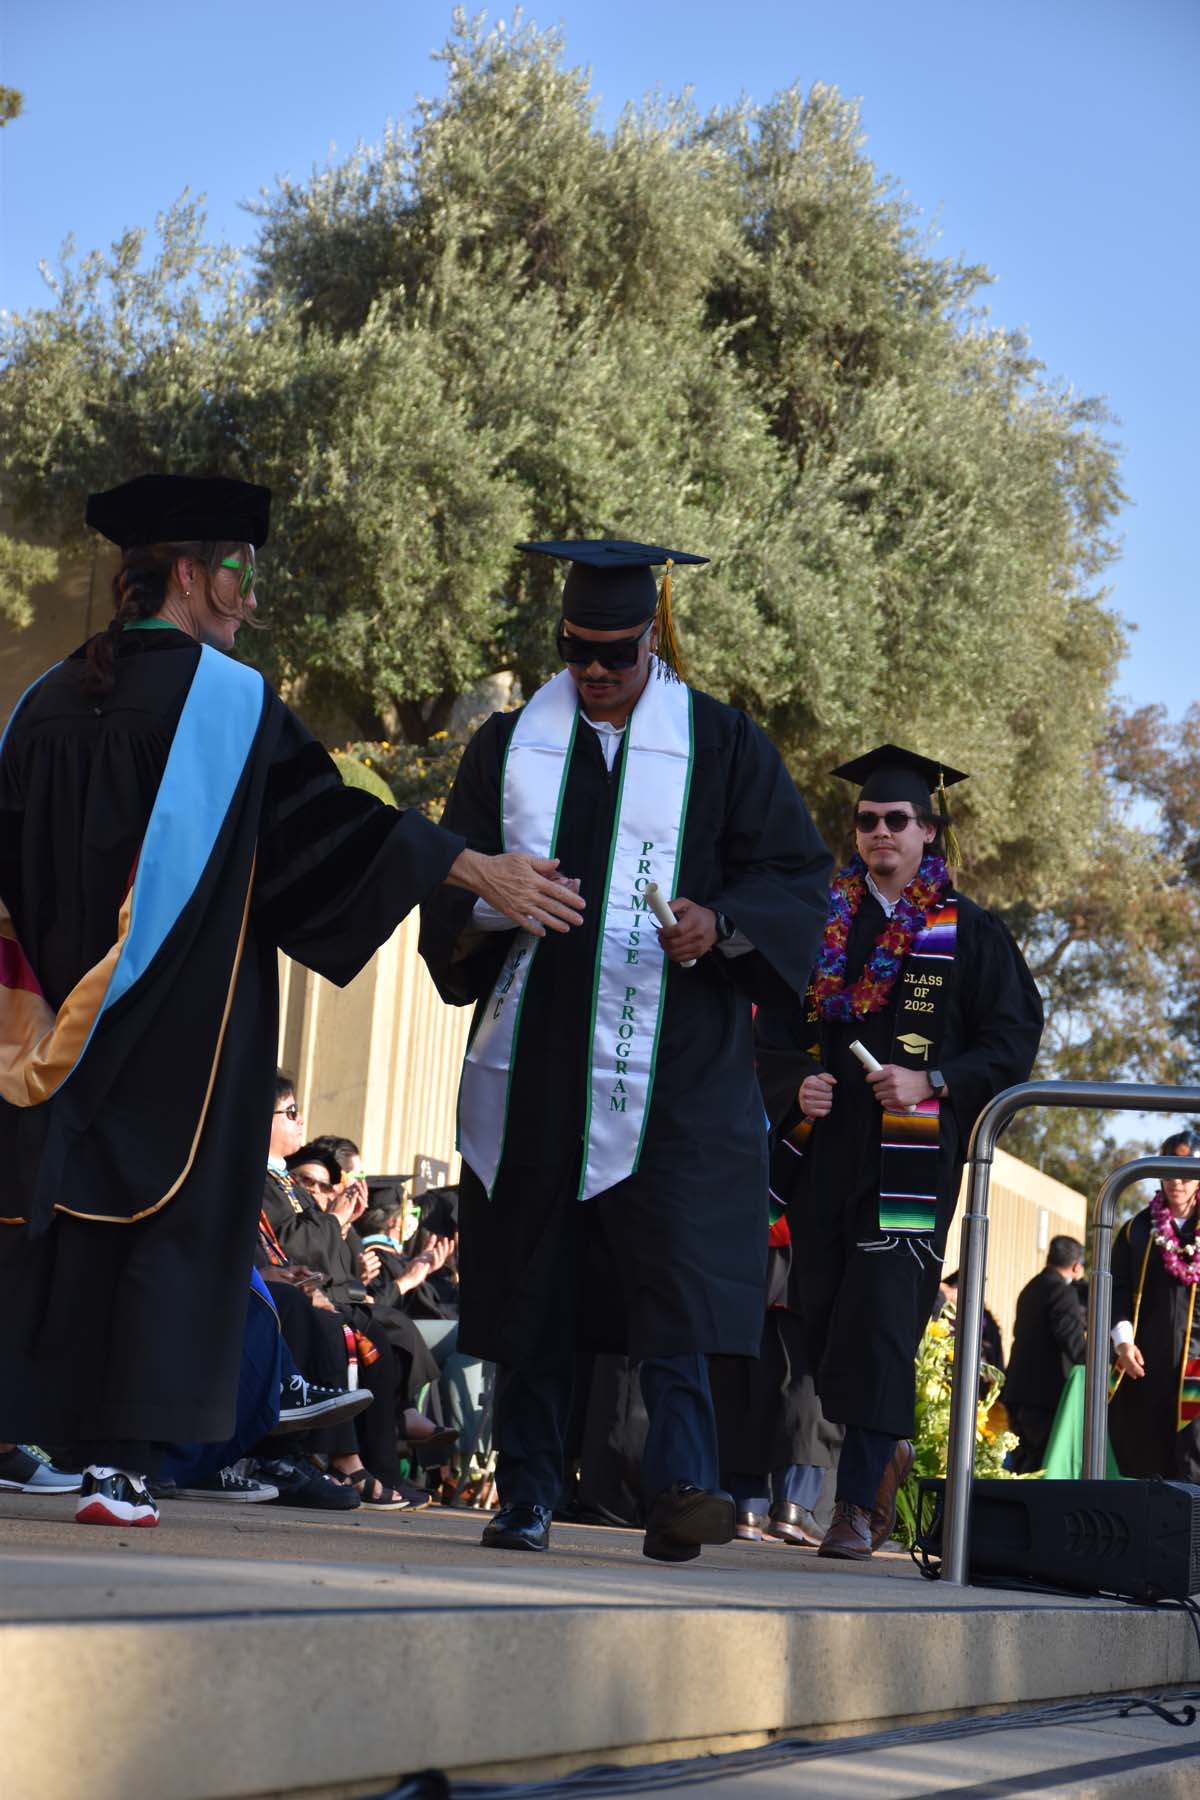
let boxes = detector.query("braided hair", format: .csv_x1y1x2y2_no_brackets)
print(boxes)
80,538,253,696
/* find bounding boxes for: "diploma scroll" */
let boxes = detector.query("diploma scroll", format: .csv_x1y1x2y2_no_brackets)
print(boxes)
850,1038,915,1113
645,881,697,969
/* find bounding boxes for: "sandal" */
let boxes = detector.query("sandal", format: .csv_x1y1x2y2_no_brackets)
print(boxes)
332,1468,413,1510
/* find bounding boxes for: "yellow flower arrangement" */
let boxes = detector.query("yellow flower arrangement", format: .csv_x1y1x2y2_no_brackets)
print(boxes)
893,1303,1020,1548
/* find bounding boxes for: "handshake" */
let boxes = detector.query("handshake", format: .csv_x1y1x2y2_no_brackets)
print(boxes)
447,850,586,937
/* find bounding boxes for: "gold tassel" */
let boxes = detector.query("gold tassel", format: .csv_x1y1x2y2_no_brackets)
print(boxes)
937,770,963,873
654,558,685,681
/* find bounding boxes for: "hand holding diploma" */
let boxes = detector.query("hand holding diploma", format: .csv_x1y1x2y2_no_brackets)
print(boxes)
647,884,717,967
851,1040,931,1113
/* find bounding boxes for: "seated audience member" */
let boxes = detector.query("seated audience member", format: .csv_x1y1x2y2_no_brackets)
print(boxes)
301,1136,459,1455
1004,1235,1086,1473
360,1191,488,1466
159,1268,373,1506
261,1078,436,1508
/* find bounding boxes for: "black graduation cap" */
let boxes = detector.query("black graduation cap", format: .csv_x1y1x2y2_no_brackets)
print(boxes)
86,474,271,550
831,743,969,811
518,539,708,633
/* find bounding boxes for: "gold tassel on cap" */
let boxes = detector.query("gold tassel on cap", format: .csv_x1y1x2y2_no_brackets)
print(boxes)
654,558,685,681
936,770,963,873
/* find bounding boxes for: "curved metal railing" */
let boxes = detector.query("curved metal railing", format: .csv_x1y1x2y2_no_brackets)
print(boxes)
941,1081,1200,1585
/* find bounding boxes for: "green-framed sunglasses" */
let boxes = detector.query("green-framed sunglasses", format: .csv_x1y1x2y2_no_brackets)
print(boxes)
219,554,257,599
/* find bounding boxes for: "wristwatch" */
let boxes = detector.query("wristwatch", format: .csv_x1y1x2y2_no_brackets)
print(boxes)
929,1068,948,1097
714,911,736,944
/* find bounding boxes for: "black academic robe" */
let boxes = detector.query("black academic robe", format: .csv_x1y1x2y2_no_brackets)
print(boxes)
0,627,461,1447
1109,1204,1200,1482
419,688,831,1365
757,886,1043,1440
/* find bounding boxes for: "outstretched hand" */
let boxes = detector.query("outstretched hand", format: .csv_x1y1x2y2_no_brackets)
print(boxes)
450,850,586,935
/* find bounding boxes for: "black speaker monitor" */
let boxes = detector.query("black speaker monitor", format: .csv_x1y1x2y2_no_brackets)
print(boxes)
917,1477,1200,1602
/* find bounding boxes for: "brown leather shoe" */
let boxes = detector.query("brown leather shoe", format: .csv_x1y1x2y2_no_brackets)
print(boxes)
817,1500,873,1560
735,1509,766,1542
869,1439,914,1550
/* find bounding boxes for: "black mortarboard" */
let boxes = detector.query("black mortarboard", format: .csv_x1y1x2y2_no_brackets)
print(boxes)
831,743,968,809
86,474,271,550
518,539,708,632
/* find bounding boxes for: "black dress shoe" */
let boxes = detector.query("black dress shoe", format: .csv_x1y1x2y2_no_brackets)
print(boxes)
735,1508,767,1542
643,1483,736,1562
766,1500,824,1547
481,1503,552,1551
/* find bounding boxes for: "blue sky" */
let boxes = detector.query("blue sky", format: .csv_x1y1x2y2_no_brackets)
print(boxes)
2,0,1196,719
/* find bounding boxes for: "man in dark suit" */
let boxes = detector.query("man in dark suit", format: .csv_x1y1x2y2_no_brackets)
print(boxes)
1004,1236,1087,1472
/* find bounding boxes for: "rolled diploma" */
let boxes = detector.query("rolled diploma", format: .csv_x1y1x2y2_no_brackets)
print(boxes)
849,1038,916,1113
645,882,696,968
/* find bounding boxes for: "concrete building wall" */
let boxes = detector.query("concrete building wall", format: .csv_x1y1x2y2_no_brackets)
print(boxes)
945,1148,1087,1355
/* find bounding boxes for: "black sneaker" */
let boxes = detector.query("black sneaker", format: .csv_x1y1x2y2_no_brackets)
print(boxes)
174,1467,279,1503
75,1468,159,1528
270,1374,374,1436
256,1457,361,1511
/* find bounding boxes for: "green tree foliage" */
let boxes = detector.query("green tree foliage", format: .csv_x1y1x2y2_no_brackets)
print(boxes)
4,8,1184,1167
0,88,23,128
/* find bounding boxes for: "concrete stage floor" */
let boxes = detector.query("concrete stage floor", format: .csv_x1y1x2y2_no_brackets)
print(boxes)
2,1491,1199,1799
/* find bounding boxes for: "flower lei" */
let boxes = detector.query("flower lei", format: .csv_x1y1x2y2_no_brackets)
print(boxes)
1149,1190,1200,1286
812,851,950,1021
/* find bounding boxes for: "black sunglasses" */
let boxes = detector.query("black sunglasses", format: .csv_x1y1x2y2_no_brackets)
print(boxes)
556,620,654,670
274,1103,299,1121
855,809,920,834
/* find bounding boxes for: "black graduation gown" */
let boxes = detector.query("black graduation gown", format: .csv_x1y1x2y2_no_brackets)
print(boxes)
419,688,832,1366
757,887,1043,1440
1109,1205,1200,1482
0,628,462,1446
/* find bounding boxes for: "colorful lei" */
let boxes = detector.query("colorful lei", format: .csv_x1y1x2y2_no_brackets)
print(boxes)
812,851,950,1021
1149,1190,1200,1286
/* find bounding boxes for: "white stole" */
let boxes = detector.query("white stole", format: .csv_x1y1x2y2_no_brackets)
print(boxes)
458,659,694,1200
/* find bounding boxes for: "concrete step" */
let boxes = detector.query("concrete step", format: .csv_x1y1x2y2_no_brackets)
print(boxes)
1,1495,1197,1800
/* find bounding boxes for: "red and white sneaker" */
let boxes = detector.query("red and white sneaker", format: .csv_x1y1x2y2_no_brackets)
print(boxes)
75,1467,160,1528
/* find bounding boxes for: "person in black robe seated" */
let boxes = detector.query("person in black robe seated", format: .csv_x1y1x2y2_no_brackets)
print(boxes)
756,744,1044,1561
1003,1236,1086,1473
0,473,583,1528
420,538,831,1560
1109,1130,1200,1483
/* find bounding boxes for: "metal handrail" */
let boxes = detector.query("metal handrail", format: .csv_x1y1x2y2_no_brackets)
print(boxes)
1082,1155,1192,1479
941,1080,1200,1586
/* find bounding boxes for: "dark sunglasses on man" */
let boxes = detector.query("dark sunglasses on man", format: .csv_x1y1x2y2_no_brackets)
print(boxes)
855,809,921,834
555,619,654,670
273,1102,300,1121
